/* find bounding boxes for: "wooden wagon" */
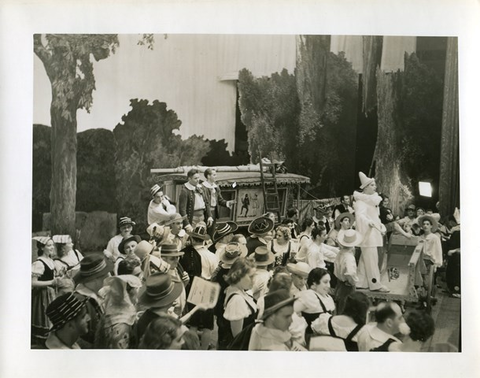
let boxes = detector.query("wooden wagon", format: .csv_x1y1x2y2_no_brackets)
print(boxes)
359,233,433,310
150,165,310,227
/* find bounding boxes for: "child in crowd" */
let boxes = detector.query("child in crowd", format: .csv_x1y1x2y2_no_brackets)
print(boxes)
334,229,363,314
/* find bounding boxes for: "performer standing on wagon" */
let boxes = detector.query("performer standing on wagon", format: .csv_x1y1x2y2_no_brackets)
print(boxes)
178,169,213,233
202,168,235,237
354,172,389,293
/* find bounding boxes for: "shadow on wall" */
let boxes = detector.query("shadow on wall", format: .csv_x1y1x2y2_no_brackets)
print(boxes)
42,211,117,253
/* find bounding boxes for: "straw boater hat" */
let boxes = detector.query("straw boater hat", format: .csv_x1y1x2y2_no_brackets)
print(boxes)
118,216,136,227
261,289,298,321
46,292,88,331
189,222,210,241
52,235,72,244
359,172,375,190
160,243,185,258
248,216,274,235
118,235,142,255
162,213,187,226
73,253,114,284
335,212,355,230
418,215,438,233
253,246,275,267
337,229,364,248
213,221,238,242
138,273,183,308
286,262,311,278
150,184,163,197
218,242,248,267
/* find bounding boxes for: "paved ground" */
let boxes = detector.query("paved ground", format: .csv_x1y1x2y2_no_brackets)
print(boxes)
421,274,461,352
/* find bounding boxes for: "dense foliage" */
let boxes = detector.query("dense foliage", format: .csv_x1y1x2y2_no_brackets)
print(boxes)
238,51,358,199
77,129,116,213
113,99,211,232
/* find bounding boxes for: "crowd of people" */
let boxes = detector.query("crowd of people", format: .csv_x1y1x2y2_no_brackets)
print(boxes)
31,169,460,351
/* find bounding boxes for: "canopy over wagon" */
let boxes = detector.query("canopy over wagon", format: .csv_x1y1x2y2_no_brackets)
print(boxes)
150,165,310,226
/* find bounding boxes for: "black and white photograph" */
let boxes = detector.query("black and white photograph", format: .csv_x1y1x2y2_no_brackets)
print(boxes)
1,1,479,378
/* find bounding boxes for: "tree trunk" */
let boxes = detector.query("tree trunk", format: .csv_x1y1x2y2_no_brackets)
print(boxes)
295,35,330,141
362,36,383,115
49,91,77,237
374,68,413,215
438,37,459,217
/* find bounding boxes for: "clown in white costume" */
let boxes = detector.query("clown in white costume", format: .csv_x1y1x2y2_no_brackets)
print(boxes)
353,172,389,292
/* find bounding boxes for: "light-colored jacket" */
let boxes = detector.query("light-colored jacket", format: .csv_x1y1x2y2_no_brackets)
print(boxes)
353,191,383,248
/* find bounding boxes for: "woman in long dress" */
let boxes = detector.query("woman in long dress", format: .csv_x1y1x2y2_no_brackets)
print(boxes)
31,236,59,346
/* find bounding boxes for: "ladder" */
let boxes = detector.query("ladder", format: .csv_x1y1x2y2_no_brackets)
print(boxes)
259,156,282,223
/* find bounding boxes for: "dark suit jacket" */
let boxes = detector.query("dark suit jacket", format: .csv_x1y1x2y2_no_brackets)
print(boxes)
178,184,212,227
202,182,228,219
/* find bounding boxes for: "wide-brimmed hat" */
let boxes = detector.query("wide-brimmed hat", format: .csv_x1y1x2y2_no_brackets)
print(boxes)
32,236,52,246
138,273,183,308
46,292,88,331
189,222,210,241
286,262,311,278
248,217,274,235
337,229,364,248
119,216,136,227
162,213,187,226
52,235,72,244
118,235,142,255
160,243,185,257
418,215,438,233
74,253,114,284
406,204,416,211
219,242,248,266
134,240,155,262
334,212,355,230
253,246,275,266
261,289,297,320
359,171,375,190
150,184,163,197
213,221,238,242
